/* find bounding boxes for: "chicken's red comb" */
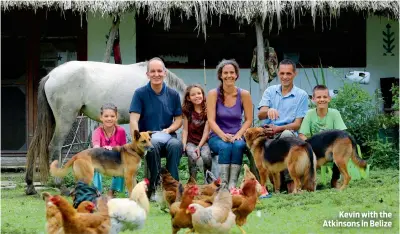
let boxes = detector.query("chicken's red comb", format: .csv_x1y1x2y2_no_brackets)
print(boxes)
216,177,221,184
86,202,95,210
49,195,61,204
144,178,150,185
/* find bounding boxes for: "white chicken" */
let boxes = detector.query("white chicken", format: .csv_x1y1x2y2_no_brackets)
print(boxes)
187,184,236,234
107,178,150,234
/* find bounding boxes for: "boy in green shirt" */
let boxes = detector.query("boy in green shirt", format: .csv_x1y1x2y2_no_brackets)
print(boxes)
299,85,347,140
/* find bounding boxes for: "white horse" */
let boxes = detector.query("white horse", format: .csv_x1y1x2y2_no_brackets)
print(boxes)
25,61,187,195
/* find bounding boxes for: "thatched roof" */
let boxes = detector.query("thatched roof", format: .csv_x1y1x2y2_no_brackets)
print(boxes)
2,1,399,35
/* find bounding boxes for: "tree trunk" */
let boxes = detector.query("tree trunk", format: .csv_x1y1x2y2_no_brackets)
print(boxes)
255,18,267,95
103,16,120,63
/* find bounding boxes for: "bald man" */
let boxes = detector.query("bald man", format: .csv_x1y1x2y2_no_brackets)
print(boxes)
129,57,183,199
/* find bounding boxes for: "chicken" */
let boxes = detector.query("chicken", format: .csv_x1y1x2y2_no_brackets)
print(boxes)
240,164,268,197
187,184,236,234
205,170,217,184
160,167,182,208
186,176,197,186
169,184,199,234
187,172,221,198
231,178,258,234
42,192,96,234
107,178,150,234
49,195,110,234
198,177,221,196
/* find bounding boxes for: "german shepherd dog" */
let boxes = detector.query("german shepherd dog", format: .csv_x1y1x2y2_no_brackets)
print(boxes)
50,130,152,197
244,127,316,193
306,130,367,190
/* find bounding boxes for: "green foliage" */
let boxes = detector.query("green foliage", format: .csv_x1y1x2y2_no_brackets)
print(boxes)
329,82,380,147
327,78,399,165
2,169,399,234
367,139,399,169
391,83,399,111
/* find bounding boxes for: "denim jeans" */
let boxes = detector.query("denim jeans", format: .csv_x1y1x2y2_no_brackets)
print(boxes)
208,135,246,165
146,133,183,191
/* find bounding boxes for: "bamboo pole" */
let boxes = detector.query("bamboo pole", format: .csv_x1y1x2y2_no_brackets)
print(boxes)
103,15,120,63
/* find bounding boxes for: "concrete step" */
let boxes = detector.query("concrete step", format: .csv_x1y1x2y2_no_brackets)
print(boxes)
1,181,16,190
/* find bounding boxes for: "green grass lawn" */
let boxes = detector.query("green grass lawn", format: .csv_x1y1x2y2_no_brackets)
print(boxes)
1,168,399,234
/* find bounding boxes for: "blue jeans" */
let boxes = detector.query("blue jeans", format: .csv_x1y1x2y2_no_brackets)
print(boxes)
146,133,183,191
208,136,246,165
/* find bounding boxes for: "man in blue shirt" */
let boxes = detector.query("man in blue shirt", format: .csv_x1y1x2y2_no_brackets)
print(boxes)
129,57,183,198
258,59,308,193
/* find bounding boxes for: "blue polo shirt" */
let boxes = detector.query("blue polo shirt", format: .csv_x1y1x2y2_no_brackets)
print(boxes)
258,84,308,127
129,82,182,132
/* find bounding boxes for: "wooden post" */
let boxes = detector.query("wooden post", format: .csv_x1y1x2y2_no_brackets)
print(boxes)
103,15,120,63
27,11,41,147
255,18,267,95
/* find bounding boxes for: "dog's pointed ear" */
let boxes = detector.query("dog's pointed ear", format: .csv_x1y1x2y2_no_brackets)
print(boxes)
133,130,141,141
147,131,153,138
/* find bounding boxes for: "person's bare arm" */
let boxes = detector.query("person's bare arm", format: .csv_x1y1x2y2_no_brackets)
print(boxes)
129,112,140,136
182,116,189,149
207,90,230,142
232,90,253,141
163,115,183,133
266,118,304,135
298,133,307,141
198,121,210,148
258,106,280,121
258,106,269,120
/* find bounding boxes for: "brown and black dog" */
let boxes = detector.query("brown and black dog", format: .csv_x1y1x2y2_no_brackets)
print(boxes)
306,129,367,190
244,127,316,193
50,130,152,197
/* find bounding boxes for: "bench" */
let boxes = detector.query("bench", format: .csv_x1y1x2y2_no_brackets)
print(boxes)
143,147,260,182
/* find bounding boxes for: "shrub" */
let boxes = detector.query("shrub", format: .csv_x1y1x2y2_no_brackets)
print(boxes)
367,139,399,169
329,82,380,149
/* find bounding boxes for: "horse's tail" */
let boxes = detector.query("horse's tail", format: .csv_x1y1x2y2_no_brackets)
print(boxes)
165,69,187,96
25,74,55,191
49,158,76,178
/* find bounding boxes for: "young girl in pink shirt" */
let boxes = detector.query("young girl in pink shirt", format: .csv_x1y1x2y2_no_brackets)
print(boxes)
92,103,127,197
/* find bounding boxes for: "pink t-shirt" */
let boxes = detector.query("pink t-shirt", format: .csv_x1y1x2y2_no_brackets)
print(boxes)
92,125,127,147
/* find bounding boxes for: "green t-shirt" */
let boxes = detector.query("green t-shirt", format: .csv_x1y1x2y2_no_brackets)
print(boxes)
299,108,347,137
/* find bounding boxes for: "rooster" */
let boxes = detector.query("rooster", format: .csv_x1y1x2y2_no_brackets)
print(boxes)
232,178,258,234
43,192,95,234
187,183,236,234
107,178,150,234
48,195,110,234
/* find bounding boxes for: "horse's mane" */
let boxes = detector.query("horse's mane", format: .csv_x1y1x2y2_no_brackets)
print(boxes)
138,61,187,95
165,70,187,95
